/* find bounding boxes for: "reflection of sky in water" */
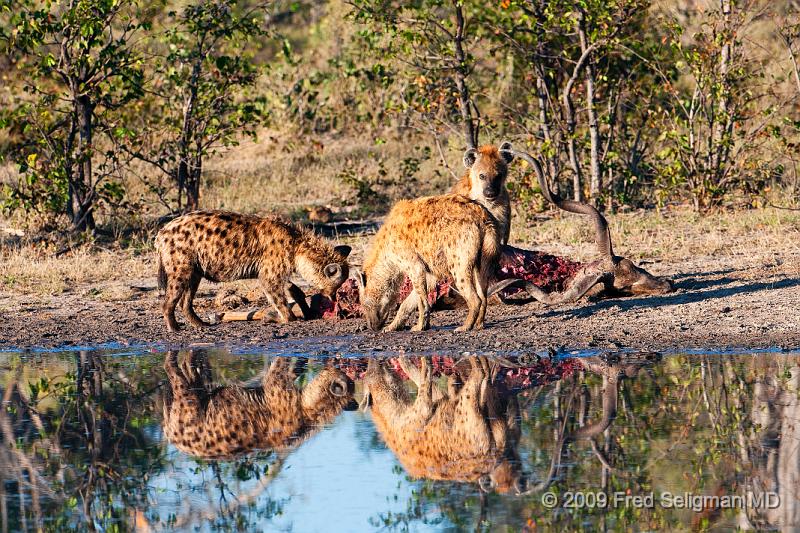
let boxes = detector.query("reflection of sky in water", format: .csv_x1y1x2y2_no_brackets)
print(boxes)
270,414,423,532
149,413,439,532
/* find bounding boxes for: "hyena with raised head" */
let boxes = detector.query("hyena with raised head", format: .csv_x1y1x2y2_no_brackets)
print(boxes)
155,210,351,332
358,194,500,332
451,142,514,245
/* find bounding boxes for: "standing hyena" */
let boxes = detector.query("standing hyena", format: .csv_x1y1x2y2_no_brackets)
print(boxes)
155,210,351,332
162,351,358,458
361,356,528,494
450,142,515,245
358,194,501,332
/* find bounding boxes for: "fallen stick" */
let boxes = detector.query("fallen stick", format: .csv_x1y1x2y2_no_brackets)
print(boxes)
209,307,288,324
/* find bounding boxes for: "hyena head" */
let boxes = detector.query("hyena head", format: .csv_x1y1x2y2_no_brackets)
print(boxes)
298,244,352,299
302,366,359,423
356,270,395,331
479,460,528,495
463,142,514,202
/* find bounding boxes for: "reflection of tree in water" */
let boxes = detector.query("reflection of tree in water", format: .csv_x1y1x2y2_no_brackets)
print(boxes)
1,350,163,531
4,350,800,531
0,350,287,532
366,354,800,531
740,360,800,530
157,454,287,531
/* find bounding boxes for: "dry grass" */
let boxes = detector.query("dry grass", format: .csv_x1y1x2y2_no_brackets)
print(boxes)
1,205,799,297
199,130,457,217
0,245,154,296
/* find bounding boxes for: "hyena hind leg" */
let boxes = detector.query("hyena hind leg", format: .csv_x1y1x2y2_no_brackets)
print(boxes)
163,276,187,332
181,270,211,328
454,269,482,332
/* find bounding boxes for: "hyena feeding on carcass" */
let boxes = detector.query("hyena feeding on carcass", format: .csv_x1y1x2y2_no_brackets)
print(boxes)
358,194,501,332
155,210,351,332
163,351,357,458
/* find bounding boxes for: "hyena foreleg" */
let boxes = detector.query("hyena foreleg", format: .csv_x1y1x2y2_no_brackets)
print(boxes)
287,283,313,320
473,265,489,329
258,271,296,323
384,262,432,332
383,292,416,332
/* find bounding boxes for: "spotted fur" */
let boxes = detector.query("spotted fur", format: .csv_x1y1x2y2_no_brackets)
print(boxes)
162,351,356,459
155,210,351,331
359,194,501,332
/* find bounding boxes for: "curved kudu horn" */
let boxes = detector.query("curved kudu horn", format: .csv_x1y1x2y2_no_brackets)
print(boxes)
510,150,615,262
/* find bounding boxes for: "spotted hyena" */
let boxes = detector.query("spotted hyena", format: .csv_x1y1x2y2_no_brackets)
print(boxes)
358,194,500,332
162,351,357,458
155,210,351,331
362,356,527,494
451,142,514,245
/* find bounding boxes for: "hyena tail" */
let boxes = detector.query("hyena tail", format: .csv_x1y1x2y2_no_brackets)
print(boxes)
157,255,167,294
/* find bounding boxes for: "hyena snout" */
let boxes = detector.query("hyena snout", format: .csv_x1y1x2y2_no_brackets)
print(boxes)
483,185,500,200
363,304,389,331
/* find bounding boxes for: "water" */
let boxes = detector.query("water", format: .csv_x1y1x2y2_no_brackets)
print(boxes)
2,347,799,532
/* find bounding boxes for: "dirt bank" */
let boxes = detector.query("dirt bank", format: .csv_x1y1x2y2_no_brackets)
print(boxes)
2,249,798,354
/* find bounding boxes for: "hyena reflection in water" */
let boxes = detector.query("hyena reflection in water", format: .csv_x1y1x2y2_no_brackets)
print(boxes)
362,356,529,494
361,353,660,495
162,351,358,459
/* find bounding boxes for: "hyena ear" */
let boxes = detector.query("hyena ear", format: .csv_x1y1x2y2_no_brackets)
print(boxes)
329,377,348,397
463,148,478,169
324,263,343,279
334,244,352,258
499,141,514,164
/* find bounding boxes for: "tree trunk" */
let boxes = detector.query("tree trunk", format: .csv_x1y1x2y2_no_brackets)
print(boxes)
713,0,734,187
177,59,201,213
73,94,96,231
453,1,478,149
578,11,602,208
186,157,202,211
535,74,560,182
176,161,188,212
